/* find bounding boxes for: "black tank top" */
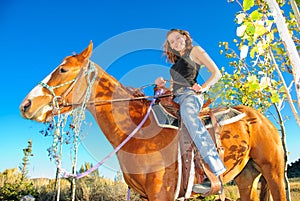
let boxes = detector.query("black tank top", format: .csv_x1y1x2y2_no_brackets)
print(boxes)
170,50,201,93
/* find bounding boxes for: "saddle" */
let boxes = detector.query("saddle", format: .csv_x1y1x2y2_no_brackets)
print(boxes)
153,86,228,200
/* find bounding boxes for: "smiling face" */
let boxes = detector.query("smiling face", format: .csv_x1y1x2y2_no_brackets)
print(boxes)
167,31,187,54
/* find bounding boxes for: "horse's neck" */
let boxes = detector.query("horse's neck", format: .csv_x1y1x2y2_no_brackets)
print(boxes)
88,66,146,146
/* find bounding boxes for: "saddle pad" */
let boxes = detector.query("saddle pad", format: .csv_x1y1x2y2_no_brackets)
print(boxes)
152,104,245,129
202,108,246,129
152,103,179,129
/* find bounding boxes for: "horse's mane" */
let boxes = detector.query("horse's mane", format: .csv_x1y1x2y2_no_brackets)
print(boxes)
125,86,150,104
125,86,145,96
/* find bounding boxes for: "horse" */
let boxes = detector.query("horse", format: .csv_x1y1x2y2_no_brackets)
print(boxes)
20,41,286,201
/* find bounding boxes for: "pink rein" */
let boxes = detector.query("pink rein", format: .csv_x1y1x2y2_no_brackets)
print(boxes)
60,88,164,179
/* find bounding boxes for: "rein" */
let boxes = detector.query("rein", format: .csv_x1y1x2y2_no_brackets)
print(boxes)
39,61,172,107
39,61,168,200
62,93,173,106
60,88,165,179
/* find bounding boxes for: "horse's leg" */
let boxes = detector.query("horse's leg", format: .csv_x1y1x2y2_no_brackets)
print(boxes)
251,139,286,201
256,159,285,201
259,176,273,201
144,165,178,201
234,160,261,201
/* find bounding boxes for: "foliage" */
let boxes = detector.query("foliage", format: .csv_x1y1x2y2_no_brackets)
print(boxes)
78,162,99,177
0,140,37,200
1,165,300,200
39,112,92,200
288,158,300,178
210,0,300,115
289,177,300,197
0,168,38,200
35,178,71,201
214,1,299,200
19,140,34,181
31,175,141,201
292,0,300,7
210,58,284,113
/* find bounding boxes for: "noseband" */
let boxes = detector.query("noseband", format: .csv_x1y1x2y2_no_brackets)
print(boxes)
38,61,98,111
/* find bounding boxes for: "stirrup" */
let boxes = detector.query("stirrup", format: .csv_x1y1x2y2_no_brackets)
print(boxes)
192,176,224,195
192,180,211,194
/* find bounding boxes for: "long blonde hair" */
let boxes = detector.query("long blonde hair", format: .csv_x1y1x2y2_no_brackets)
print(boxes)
163,29,193,64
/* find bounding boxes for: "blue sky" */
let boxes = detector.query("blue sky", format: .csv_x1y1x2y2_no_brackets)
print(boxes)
0,0,299,180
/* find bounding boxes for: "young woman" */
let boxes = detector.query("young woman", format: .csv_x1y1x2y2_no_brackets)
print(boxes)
155,29,226,190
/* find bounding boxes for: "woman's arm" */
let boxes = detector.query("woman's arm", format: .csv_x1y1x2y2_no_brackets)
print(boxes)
155,76,166,87
190,46,222,92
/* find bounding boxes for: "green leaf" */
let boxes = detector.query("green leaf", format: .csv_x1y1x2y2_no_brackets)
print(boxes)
247,75,260,92
250,10,262,21
271,91,280,103
243,0,254,11
266,32,274,43
271,43,284,54
242,96,248,104
255,24,267,37
278,85,286,93
246,23,255,36
249,82,260,92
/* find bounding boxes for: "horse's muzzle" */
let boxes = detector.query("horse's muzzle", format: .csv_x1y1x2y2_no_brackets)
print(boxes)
21,99,31,113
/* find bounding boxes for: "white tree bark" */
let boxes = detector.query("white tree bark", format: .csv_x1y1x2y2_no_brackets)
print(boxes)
264,0,300,122
289,0,300,28
270,50,300,126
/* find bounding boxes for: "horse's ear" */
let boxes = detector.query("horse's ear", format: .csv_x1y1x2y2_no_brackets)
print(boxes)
79,40,93,60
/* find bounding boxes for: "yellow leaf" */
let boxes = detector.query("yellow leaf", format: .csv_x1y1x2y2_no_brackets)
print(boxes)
243,0,254,11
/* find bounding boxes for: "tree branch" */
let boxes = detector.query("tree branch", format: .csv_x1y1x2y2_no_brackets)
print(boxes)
269,49,300,126
289,0,300,29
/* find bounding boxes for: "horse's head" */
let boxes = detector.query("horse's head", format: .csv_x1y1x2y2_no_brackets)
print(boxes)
20,41,95,122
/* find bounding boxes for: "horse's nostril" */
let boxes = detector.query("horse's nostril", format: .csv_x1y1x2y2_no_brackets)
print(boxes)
23,99,32,113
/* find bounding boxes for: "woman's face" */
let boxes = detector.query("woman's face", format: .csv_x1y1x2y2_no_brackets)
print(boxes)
167,31,187,53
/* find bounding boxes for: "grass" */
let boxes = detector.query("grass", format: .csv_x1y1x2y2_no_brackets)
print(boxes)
186,178,300,201
221,178,300,201
290,178,300,201
1,167,300,200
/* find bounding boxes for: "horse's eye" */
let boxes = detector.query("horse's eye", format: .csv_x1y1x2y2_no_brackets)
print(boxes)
59,67,68,73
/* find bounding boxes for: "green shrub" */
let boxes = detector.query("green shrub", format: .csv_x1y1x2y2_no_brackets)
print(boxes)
0,169,38,200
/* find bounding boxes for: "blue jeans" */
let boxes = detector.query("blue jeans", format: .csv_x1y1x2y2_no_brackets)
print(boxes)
174,87,226,176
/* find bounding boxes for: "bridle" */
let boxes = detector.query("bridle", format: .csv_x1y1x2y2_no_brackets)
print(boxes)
39,60,174,112
37,59,172,189
38,61,98,111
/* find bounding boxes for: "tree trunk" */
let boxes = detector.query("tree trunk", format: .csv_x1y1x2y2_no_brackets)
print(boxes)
265,0,300,112
71,156,77,201
71,142,79,201
273,103,291,201
289,0,300,29
53,127,63,201
54,167,60,201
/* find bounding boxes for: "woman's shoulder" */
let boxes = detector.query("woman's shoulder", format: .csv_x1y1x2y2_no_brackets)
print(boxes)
190,45,205,54
190,46,207,62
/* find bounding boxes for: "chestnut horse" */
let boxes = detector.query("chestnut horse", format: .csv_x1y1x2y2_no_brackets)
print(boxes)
20,42,286,201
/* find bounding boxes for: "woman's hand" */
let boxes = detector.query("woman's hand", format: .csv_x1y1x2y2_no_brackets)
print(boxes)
191,83,202,93
155,77,166,87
